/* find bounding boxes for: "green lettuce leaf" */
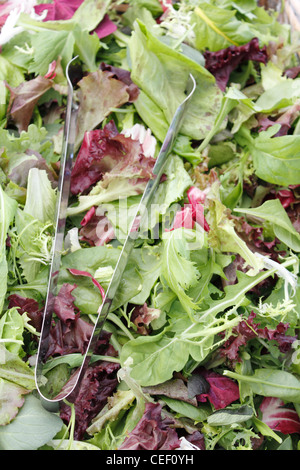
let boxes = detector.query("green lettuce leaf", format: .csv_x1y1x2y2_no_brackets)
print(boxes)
206,185,264,276
0,186,18,314
14,208,53,283
120,303,240,386
18,0,112,75
0,378,30,427
0,344,35,390
161,228,202,319
192,3,255,51
128,20,222,141
192,2,289,52
235,199,300,252
0,56,24,123
224,368,300,404
24,169,56,225
0,308,24,355
0,394,63,450
67,178,147,217
59,244,162,313
236,125,300,186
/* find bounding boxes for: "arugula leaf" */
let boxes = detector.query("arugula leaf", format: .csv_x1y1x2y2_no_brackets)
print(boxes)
161,396,211,422
120,306,240,386
207,405,254,426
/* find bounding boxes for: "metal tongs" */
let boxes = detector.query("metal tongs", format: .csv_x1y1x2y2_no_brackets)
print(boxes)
35,57,196,408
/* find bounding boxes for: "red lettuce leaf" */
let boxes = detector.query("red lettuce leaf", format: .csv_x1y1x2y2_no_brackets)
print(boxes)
79,207,115,246
8,294,43,332
70,120,119,194
286,200,300,233
94,14,117,39
130,303,160,335
257,101,300,137
260,397,300,435
5,149,57,189
220,311,297,362
80,206,96,226
53,283,79,323
74,70,135,148
59,331,119,441
46,315,94,359
118,402,180,450
45,283,94,359
284,66,300,79
70,120,155,195
204,38,268,91
168,205,195,231
6,75,54,132
34,0,84,21
34,2,116,39
100,62,139,102
68,268,105,300
194,367,240,409
158,0,172,13
187,186,210,231
167,186,210,232
183,430,206,450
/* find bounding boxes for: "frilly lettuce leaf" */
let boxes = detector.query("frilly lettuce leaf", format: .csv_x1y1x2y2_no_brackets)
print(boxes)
206,184,264,276
0,187,18,314
24,168,56,225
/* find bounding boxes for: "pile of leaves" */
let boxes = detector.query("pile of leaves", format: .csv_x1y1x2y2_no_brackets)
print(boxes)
0,0,300,451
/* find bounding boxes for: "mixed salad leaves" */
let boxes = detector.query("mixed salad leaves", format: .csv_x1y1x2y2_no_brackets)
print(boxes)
0,0,300,451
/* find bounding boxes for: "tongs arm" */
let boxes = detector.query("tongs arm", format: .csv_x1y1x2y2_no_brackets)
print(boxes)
35,69,196,406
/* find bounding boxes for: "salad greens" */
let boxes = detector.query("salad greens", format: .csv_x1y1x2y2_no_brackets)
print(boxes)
0,0,300,451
